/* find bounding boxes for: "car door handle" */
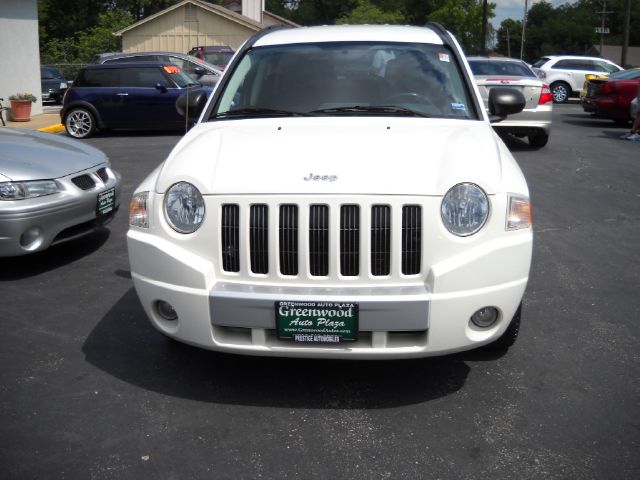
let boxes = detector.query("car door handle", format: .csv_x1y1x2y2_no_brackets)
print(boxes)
116,93,129,96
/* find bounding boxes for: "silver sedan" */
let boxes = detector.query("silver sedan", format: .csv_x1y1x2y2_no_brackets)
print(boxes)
0,128,121,256
468,56,553,147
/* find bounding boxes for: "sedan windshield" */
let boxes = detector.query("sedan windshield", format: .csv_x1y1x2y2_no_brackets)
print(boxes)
211,42,476,120
468,60,536,77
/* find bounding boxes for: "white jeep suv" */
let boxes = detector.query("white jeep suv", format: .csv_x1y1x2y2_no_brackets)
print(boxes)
127,24,533,359
532,55,623,103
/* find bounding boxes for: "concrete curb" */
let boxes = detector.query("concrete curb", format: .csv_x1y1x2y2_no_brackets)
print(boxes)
38,124,65,134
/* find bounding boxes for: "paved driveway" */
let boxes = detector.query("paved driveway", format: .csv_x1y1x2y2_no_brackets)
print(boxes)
1,106,639,479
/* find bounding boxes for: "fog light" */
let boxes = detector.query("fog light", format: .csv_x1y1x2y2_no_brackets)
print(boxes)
471,307,499,328
20,227,44,251
156,301,178,321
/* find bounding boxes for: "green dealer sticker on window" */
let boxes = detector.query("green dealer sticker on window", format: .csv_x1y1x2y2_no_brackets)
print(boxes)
276,301,359,343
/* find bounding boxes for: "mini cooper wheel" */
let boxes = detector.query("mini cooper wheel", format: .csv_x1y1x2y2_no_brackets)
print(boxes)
551,82,570,104
65,108,96,139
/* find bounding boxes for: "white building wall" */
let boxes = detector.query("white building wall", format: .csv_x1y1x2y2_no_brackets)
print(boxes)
0,0,42,116
242,0,264,24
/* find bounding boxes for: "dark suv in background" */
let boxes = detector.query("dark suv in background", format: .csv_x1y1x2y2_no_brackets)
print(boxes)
40,66,68,104
188,45,234,69
61,62,210,139
93,51,223,87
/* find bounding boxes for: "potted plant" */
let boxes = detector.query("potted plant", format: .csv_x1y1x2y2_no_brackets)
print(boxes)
9,92,37,122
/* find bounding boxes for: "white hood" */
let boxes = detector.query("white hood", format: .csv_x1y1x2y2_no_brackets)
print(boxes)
156,118,507,196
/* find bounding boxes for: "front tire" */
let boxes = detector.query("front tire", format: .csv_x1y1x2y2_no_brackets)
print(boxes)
65,108,96,139
486,304,521,350
551,81,571,104
528,131,549,148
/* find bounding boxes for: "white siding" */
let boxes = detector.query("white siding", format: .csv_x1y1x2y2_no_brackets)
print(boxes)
0,0,42,115
122,5,257,53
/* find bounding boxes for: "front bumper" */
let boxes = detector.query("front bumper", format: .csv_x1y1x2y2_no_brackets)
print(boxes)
127,194,532,359
0,167,121,256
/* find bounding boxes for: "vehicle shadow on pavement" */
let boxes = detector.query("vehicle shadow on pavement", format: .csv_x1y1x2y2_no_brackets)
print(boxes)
82,288,473,409
560,113,627,129
0,229,110,280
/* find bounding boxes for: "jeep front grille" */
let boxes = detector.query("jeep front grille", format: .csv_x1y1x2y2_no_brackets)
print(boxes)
220,203,422,277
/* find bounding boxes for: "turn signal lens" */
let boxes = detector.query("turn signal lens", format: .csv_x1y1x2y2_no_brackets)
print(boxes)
506,194,532,230
129,191,149,228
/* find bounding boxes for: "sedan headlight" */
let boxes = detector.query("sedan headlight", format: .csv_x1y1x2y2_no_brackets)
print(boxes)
164,182,205,233
441,183,489,236
0,180,59,200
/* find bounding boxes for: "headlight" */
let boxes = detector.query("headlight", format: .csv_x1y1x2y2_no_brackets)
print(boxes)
441,183,489,236
129,191,149,228
506,194,532,230
164,182,205,233
0,180,59,200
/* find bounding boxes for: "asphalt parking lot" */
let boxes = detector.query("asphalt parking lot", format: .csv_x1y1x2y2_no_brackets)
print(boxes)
1,103,639,479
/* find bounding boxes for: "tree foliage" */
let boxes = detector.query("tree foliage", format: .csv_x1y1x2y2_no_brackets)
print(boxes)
495,0,640,63
39,0,638,65
336,1,405,25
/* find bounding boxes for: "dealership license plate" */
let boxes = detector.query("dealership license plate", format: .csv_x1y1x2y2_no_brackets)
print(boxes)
96,188,116,216
276,301,358,343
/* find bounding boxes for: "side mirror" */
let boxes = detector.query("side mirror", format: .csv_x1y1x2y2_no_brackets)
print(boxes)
176,88,209,120
488,87,526,123
193,67,206,77
155,82,168,93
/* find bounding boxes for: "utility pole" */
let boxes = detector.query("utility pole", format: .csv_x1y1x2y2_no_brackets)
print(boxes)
596,0,612,55
520,0,528,60
506,27,511,58
481,0,488,55
621,0,631,66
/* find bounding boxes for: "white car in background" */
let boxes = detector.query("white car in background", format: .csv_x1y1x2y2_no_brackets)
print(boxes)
127,24,533,359
532,55,623,103
468,56,552,147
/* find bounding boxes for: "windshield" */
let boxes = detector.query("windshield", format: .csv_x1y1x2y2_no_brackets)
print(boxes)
609,68,640,80
163,65,200,87
210,42,476,120
204,52,233,66
468,60,535,77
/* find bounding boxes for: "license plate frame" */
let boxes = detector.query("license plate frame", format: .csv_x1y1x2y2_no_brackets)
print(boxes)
276,301,359,343
96,187,116,216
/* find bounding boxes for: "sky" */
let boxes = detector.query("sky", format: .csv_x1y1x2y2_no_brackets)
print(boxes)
491,0,571,28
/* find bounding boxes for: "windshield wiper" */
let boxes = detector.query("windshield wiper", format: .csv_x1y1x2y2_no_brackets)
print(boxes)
310,105,431,118
213,107,312,119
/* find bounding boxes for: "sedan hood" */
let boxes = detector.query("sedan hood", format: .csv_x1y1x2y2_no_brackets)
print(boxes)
157,118,507,196
0,128,106,181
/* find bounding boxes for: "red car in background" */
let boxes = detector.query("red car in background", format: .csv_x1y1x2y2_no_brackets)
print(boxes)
581,68,640,124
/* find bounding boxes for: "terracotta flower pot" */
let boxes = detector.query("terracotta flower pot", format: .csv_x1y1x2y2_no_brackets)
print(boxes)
10,100,32,122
